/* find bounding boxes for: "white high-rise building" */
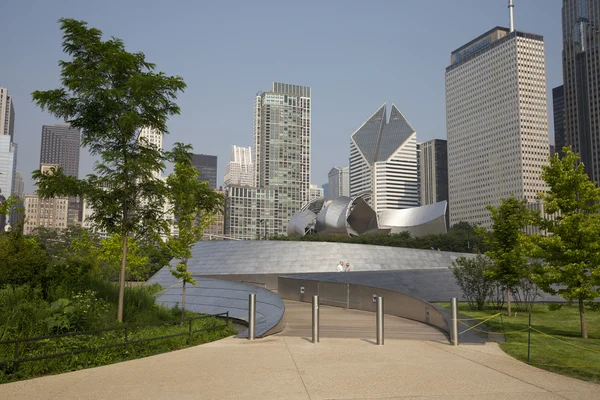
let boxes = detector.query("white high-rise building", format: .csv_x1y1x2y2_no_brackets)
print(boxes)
224,145,254,187
0,88,16,201
138,126,162,150
308,184,324,202
138,126,163,179
327,166,349,200
349,104,419,213
446,26,549,228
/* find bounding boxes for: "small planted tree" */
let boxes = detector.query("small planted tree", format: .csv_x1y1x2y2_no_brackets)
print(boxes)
166,143,223,320
31,18,186,322
450,255,495,310
484,195,539,316
531,147,600,339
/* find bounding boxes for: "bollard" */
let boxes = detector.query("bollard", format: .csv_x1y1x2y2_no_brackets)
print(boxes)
248,293,256,340
451,297,458,346
527,312,531,363
376,296,384,345
312,295,319,343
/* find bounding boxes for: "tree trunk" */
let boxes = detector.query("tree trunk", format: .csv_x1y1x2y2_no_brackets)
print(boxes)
506,287,511,317
117,232,128,323
579,298,588,339
181,281,186,322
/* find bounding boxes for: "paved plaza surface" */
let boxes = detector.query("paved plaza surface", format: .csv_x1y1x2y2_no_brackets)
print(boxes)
1,302,598,399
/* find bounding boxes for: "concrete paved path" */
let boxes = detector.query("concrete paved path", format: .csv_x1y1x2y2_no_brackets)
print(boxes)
1,337,599,399
280,300,447,341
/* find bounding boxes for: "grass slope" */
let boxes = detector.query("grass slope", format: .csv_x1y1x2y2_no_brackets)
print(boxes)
436,303,600,383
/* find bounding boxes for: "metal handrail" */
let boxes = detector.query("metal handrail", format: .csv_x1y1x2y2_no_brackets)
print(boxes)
0,312,230,370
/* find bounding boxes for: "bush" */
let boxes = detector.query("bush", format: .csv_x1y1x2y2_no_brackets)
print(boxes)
450,255,495,310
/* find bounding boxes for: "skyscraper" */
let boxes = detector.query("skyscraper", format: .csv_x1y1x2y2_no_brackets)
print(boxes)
24,164,71,235
446,26,549,228
561,0,600,184
553,85,566,157
349,104,419,212
192,154,217,189
225,82,311,239
327,166,349,200
308,184,324,201
224,145,254,187
0,88,15,141
420,139,448,206
0,137,16,199
40,125,81,178
138,126,163,150
0,88,17,201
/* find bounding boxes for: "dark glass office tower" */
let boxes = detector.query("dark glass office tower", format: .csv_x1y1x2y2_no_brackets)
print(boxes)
562,0,600,184
40,124,80,178
192,154,217,189
553,85,566,157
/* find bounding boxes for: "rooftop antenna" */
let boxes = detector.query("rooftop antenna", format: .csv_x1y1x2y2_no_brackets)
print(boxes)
508,0,515,32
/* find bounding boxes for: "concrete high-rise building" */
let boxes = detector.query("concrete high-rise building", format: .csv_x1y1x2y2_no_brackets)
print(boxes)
446,26,550,228
553,85,566,157
138,126,163,150
0,88,15,141
225,82,311,239
40,125,81,178
192,154,217,189
420,139,448,206
14,172,23,199
40,125,81,226
224,146,254,188
327,166,349,200
349,104,419,212
23,164,71,235
308,184,324,201
561,0,600,185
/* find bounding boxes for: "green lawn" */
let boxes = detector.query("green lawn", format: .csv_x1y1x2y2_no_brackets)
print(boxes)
435,303,600,383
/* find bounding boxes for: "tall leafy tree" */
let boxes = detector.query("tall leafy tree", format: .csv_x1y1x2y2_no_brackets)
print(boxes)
531,147,600,339
484,194,539,316
166,143,223,320
31,18,185,322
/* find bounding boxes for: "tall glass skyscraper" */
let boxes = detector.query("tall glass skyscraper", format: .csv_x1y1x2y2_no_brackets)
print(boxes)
561,0,600,185
226,82,311,239
191,154,217,189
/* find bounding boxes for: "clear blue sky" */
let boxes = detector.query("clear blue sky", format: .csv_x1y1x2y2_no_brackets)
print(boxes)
1,0,562,194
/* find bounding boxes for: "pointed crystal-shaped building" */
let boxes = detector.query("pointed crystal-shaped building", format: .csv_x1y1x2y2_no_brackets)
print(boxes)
349,104,419,212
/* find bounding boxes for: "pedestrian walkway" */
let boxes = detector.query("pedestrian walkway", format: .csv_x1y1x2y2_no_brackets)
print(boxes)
279,300,446,341
1,305,598,399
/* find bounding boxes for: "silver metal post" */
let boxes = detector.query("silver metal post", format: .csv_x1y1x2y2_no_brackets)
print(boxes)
312,295,319,343
451,297,458,346
248,293,256,341
376,296,384,345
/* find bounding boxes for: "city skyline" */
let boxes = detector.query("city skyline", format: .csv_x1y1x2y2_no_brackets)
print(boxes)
1,0,563,195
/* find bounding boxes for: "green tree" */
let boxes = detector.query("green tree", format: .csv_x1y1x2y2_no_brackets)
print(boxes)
166,143,223,320
484,194,539,316
0,232,50,291
450,255,495,310
98,234,150,283
531,147,600,339
31,18,186,322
